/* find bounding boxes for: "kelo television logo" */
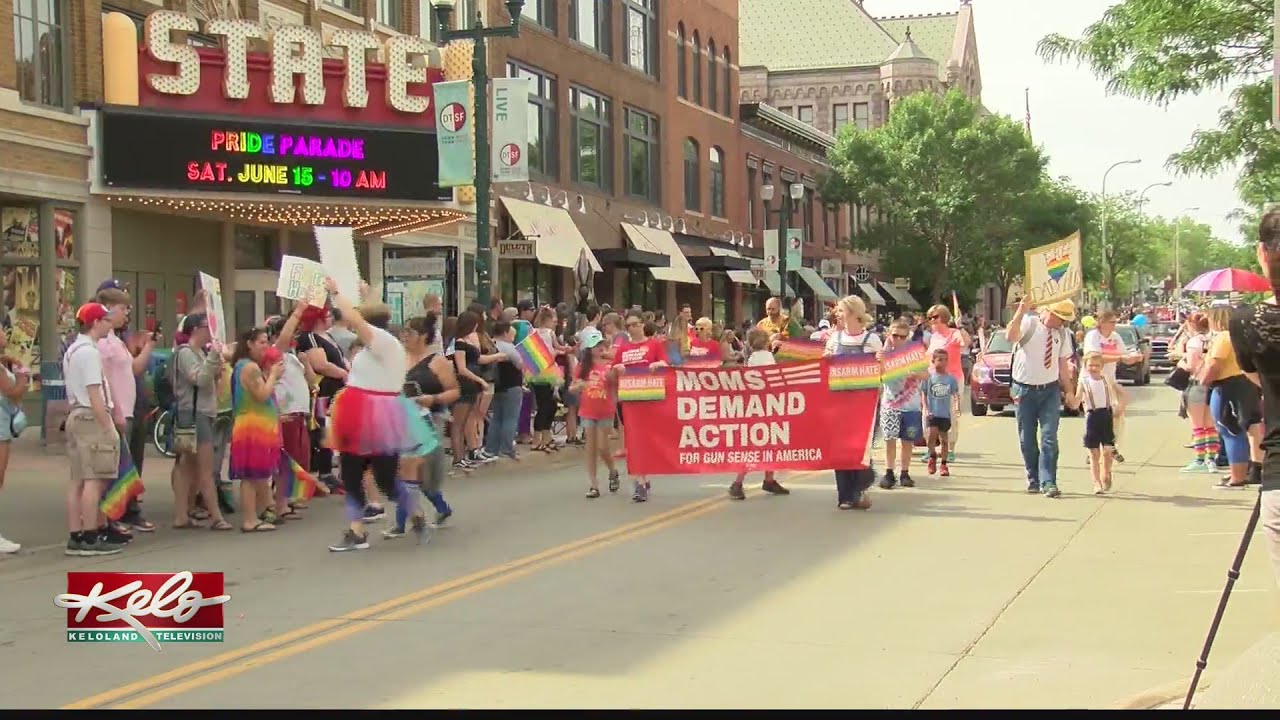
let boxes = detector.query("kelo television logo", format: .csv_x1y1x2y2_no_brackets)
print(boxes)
54,572,230,652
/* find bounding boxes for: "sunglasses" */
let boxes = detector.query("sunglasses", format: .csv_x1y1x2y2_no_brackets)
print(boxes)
892,333,909,339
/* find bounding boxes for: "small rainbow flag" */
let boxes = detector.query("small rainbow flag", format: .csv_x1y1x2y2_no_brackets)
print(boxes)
1046,254,1071,282
99,436,144,521
881,342,929,383
516,331,555,375
775,338,825,362
827,355,882,391
279,452,318,503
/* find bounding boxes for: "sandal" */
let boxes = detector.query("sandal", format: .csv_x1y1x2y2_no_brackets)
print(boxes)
209,519,233,531
278,510,304,520
241,521,276,533
189,509,210,522
586,487,600,499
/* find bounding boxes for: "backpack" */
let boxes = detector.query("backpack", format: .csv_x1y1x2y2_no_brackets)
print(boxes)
151,352,175,411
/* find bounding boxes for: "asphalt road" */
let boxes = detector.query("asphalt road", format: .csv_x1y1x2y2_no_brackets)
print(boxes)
0,383,1272,709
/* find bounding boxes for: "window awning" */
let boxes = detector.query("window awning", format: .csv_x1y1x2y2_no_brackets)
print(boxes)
674,234,754,273
878,281,920,309
726,270,759,285
762,271,797,298
795,266,839,302
855,280,887,306
500,197,602,271
621,224,701,284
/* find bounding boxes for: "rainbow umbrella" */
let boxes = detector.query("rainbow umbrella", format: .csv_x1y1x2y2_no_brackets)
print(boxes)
1183,268,1270,293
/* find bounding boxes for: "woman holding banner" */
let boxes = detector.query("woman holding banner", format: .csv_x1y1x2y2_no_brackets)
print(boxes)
824,295,882,510
616,310,668,502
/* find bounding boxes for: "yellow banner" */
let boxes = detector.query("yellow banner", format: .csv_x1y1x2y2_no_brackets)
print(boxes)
1023,231,1083,304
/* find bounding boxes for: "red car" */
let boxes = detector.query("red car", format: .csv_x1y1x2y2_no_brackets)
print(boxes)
969,329,1080,417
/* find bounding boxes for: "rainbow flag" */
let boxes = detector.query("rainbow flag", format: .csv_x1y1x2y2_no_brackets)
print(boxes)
618,372,666,402
99,436,144,521
881,342,929,383
775,338,825,362
279,452,318,503
827,355,882,391
1047,255,1070,282
516,331,555,375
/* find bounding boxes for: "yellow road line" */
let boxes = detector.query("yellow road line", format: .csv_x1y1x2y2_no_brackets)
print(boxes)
64,493,728,710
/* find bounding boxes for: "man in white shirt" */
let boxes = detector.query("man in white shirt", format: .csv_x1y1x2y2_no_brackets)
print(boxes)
62,303,124,556
1005,297,1079,498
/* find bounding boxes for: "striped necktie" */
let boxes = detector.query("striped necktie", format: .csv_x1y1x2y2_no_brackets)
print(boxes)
1043,327,1054,370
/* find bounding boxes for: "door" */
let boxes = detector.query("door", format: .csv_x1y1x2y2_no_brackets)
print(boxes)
234,269,281,336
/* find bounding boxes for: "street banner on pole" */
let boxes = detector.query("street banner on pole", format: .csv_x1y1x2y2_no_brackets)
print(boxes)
1023,231,1083,305
491,77,531,183
433,80,474,187
785,229,803,269
762,230,779,272
618,360,877,475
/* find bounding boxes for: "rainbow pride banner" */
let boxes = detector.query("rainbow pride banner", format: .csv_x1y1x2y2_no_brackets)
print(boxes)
618,372,666,402
516,331,555,375
775,338,825,363
881,342,929,383
279,452,319,503
100,436,144,521
827,355,882,391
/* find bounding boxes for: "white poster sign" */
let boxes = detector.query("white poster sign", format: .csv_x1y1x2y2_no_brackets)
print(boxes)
491,77,531,183
198,272,226,345
1023,231,1083,305
276,255,329,306
314,226,362,300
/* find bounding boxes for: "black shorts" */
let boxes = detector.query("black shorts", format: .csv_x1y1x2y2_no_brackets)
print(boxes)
927,416,952,433
1083,407,1116,449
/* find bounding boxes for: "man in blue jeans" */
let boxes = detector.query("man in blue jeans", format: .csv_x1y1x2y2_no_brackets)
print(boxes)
485,321,525,459
1005,296,1080,498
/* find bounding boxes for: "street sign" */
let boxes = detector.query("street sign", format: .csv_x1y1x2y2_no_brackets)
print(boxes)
893,277,911,290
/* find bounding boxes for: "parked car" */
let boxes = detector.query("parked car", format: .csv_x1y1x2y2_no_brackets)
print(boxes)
1147,321,1180,372
1112,323,1152,385
969,329,1080,417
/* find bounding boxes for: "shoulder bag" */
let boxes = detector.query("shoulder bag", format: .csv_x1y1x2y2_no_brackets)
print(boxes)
171,347,199,455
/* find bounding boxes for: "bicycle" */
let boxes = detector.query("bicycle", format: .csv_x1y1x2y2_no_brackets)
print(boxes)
145,405,176,458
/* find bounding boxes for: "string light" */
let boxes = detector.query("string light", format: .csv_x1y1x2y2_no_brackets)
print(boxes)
105,195,468,235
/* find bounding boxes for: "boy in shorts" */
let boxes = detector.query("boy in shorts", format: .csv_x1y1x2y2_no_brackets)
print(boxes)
925,348,960,476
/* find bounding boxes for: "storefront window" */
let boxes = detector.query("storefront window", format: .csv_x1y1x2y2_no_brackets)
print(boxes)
2,207,39,258
55,267,75,348
2,264,40,379
500,260,561,307
711,273,728,326
626,273,660,311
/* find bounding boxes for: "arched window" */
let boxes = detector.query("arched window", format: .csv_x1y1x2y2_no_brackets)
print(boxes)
722,47,732,117
707,38,718,110
709,146,725,217
691,31,702,104
683,138,701,212
676,23,687,99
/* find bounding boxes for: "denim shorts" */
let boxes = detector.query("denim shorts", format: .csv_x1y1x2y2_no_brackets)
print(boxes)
176,412,216,444
580,416,611,429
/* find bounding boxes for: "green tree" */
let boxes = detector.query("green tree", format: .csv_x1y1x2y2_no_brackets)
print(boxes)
823,90,1046,301
1038,0,1279,205
978,177,1095,305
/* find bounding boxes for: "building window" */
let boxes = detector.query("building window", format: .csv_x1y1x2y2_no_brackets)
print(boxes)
624,107,659,202
455,0,477,29
854,102,870,130
624,0,657,76
571,86,612,191
722,48,732,117
803,188,815,243
761,168,773,228
747,165,757,230
374,0,400,27
676,23,687,99
626,272,660,311
709,146,725,218
501,260,562,309
682,138,700,212
797,105,814,125
690,31,702,104
324,0,356,11
711,273,729,326
778,106,793,117
13,0,66,108
706,38,717,111
523,0,556,30
833,104,849,132
570,0,610,56
507,61,558,179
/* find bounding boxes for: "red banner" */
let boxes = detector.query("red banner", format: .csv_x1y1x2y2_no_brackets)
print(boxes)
620,360,878,475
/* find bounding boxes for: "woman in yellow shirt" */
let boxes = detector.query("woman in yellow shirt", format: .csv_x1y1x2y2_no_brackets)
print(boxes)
1200,306,1263,487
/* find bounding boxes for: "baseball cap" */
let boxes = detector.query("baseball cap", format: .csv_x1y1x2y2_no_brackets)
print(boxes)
580,327,604,349
76,303,109,326
96,278,126,293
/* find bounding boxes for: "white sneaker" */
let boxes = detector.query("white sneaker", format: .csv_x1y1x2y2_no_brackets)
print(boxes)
0,534,21,554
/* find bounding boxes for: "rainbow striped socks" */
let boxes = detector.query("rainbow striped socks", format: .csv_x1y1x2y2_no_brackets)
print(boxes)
1192,427,1221,462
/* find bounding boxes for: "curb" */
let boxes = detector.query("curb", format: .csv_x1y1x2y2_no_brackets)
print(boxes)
1109,677,1201,709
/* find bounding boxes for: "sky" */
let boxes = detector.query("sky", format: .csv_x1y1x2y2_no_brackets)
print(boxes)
862,0,1250,244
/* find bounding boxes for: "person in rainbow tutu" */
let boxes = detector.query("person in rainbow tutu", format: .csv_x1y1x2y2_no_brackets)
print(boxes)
322,277,438,552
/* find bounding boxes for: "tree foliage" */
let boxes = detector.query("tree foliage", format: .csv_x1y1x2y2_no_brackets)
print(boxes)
823,90,1046,302
1037,0,1278,204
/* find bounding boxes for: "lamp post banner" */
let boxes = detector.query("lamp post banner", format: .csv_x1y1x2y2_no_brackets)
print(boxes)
491,77,531,183
619,360,878,476
433,80,475,187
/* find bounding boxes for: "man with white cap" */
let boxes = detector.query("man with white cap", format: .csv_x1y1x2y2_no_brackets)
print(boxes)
1005,296,1080,498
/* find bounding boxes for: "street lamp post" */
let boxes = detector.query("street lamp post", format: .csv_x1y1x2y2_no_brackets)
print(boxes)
761,182,806,302
1100,158,1142,306
432,0,525,306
